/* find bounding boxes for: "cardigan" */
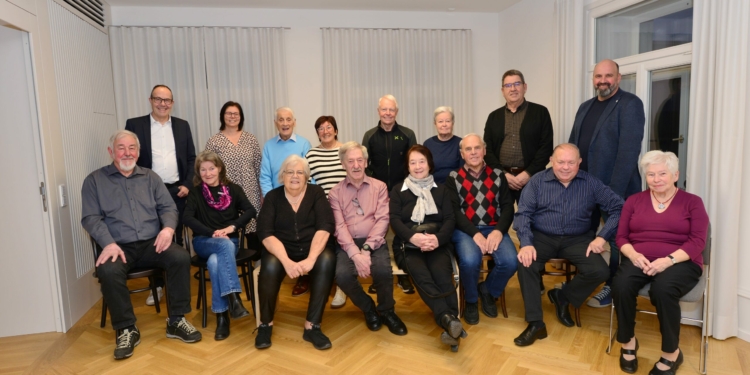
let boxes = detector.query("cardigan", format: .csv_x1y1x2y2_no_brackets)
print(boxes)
389,181,455,249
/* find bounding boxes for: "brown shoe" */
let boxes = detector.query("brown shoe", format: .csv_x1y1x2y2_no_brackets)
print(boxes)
292,275,311,297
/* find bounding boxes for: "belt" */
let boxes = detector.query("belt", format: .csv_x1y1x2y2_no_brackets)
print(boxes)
503,167,525,175
164,182,181,189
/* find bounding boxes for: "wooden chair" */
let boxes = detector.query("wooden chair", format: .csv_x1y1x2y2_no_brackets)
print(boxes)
606,224,711,374
90,237,167,328
543,258,581,327
459,254,508,318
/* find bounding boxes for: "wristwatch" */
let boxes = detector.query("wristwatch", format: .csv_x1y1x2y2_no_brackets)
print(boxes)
667,255,676,265
362,244,372,252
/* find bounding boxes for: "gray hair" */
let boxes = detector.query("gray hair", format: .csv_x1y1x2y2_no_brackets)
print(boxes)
552,143,581,158
433,106,455,123
277,154,311,184
639,150,679,175
275,106,295,119
378,94,399,110
110,129,140,151
339,141,369,162
459,133,485,149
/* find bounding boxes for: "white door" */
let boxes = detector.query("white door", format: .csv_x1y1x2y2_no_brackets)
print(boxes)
0,26,58,336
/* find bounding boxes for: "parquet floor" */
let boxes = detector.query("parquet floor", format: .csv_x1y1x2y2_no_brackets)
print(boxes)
2,271,749,374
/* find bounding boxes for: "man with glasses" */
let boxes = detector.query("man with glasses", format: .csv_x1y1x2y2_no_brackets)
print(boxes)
483,70,553,204
328,141,407,335
126,84,197,306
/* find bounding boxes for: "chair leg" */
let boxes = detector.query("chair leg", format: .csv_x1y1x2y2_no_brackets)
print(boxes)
253,265,261,327
199,266,208,328
574,307,581,327
242,263,252,301
500,292,508,318
606,303,616,354
101,300,107,328
163,272,170,316
150,277,161,314
247,263,256,317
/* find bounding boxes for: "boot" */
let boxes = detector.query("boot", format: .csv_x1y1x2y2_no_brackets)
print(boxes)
228,293,250,319
215,311,229,340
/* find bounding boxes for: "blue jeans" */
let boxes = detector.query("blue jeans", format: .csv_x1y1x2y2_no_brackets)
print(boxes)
192,236,241,313
452,226,518,303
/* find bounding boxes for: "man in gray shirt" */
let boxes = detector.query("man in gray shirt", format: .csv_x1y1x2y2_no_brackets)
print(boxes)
81,129,201,360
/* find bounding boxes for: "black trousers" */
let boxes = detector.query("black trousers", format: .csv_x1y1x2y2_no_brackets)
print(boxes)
335,240,394,313
259,247,335,324
166,184,187,246
400,245,458,325
517,230,609,322
97,239,192,330
612,258,702,352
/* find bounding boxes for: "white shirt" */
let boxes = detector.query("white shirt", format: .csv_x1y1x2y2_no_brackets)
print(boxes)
150,114,180,184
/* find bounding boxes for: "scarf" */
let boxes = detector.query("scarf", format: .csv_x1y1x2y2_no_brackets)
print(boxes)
201,183,232,211
404,174,438,223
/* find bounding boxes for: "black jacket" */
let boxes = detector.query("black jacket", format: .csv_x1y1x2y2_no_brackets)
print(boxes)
362,122,417,191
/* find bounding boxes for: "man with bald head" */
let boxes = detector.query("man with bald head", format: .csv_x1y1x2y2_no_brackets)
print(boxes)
512,143,623,347
569,59,645,308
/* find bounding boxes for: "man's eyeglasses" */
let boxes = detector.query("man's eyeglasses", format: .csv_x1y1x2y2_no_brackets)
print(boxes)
151,97,174,105
502,81,523,89
352,198,364,216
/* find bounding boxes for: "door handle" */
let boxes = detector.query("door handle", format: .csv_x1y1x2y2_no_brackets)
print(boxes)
672,135,684,143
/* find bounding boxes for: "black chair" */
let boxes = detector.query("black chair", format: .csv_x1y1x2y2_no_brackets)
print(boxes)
90,237,168,328
191,231,261,328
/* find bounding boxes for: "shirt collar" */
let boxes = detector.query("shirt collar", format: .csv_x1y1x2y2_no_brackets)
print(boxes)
274,133,298,143
462,162,486,178
344,175,372,187
150,113,172,126
505,99,528,113
400,181,438,191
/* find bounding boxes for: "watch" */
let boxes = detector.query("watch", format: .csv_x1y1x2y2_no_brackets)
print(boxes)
362,244,372,252
667,255,676,265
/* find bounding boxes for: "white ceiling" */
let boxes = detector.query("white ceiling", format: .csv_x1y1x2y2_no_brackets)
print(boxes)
105,0,522,13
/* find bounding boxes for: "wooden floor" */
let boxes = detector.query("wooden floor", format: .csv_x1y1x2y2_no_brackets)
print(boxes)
2,272,749,375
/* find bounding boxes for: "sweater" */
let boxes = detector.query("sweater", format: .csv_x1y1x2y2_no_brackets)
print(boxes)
423,135,464,184
445,165,515,237
183,183,256,238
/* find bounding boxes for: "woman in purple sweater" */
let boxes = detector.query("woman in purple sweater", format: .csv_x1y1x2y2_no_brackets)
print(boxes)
612,150,708,375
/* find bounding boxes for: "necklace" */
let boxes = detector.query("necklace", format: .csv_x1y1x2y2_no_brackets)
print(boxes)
652,188,678,210
286,190,304,206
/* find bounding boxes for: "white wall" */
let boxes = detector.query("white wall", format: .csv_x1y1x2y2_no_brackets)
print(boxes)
110,7,501,144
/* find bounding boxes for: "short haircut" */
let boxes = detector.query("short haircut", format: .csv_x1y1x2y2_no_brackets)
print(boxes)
552,143,581,158
338,141,369,163
277,154,311,185
314,116,339,141
150,84,172,98
405,144,435,175
193,150,230,186
110,129,140,151
378,94,399,110
275,106,295,119
639,150,679,175
433,106,454,122
458,133,485,149
219,101,245,131
502,69,526,85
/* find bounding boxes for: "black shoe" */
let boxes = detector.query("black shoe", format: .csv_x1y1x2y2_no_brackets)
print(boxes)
513,323,548,346
228,293,250,320
547,289,575,327
649,349,683,375
367,284,377,294
478,282,498,318
381,309,408,336
440,314,463,339
215,312,230,341
166,317,202,343
619,339,639,374
464,302,479,325
364,309,382,331
303,324,332,350
254,323,272,349
114,326,140,360
397,275,415,294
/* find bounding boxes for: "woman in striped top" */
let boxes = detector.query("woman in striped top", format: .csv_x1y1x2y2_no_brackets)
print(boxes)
306,115,349,308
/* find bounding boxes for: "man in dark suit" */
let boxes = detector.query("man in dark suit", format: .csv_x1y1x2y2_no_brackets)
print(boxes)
483,69,554,204
568,59,645,308
125,85,196,306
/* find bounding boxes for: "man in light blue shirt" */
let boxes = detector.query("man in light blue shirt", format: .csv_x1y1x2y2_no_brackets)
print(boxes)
260,107,312,196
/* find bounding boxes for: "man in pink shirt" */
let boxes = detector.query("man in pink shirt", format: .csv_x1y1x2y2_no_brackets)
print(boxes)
329,141,407,335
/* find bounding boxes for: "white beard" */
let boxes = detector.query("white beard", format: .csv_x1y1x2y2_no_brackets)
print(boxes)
118,159,136,172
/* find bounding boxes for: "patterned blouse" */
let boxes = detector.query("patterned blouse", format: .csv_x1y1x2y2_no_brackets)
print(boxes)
306,146,347,197
205,131,262,232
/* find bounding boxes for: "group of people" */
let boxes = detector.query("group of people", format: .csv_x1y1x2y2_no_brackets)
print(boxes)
82,59,709,375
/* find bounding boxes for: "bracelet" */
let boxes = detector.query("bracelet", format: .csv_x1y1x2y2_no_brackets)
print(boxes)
667,255,676,265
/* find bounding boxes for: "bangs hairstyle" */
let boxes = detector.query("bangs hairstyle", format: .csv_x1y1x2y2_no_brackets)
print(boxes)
314,115,339,141
639,150,679,175
220,101,245,131
193,150,230,186
405,145,435,175
433,106,454,122
502,69,526,85
277,154,311,185
338,141,369,162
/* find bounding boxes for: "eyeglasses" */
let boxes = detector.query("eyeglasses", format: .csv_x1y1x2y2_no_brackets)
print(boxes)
352,198,364,216
317,126,335,133
151,97,174,105
502,81,523,89
284,170,306,177
225,112,240,118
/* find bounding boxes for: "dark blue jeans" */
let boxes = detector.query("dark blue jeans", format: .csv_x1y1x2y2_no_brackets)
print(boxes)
452,226,518,302
192,236,240,313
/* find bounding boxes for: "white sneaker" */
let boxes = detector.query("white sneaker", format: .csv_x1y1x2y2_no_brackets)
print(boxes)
331,287,347,308
146,287,163,306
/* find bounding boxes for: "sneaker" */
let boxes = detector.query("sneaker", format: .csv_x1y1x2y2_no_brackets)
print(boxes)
463,302,479,325
331,287,347,309
114,326,140,360
166,317,202,343
397,275,415,294
146,287,163,306
587,285,612,308
254,323,273,349
303,324,332,350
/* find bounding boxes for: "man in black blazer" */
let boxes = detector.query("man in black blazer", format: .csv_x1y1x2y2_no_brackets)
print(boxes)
125,85,196,248
483,70,554,203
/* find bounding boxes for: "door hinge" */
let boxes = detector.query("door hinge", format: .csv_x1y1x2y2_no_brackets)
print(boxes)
39,182,48,212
